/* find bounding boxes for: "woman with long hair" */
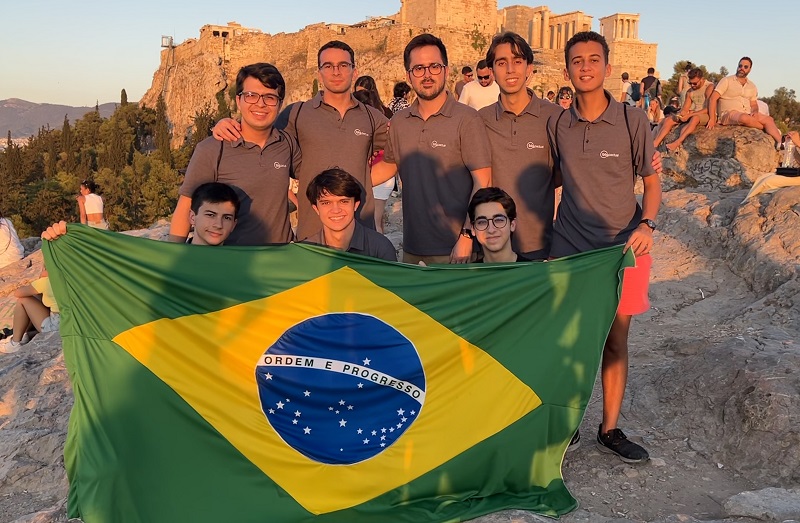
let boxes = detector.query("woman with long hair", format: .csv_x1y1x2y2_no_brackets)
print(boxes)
77,180,109,230
354,76,392,118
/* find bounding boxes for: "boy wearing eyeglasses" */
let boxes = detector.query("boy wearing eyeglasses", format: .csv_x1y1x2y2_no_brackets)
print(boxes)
169,63,299,246
213,41,390,242
371,34,492,266
467,188,528,263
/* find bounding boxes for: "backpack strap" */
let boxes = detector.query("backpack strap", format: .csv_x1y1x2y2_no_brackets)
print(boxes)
277,129,296,179
365,104,376,165
214,140,224,182
622,104,637,181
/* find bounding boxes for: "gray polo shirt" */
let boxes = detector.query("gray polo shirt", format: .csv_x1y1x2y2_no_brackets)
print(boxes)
301,221,397,261
285,93,389,239
547,91,656,257
384,92,492,256
180,131,300,246
479,90,564,259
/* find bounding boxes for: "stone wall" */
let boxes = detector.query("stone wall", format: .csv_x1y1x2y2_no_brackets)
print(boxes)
142,3,658,146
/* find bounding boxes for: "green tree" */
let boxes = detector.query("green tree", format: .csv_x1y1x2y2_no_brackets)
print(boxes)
121,88,129,106
155,93,173,167
470,24,488,55
141,156,180,224
762,87,800,132
61,115,76,173
1,132,25,214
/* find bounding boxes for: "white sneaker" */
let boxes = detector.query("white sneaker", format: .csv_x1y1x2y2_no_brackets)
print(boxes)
0,332,30,354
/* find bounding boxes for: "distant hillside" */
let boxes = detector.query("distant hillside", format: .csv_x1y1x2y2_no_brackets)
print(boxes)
0,98,118,139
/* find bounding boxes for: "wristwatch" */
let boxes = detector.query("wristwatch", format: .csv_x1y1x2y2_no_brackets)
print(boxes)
460,228,473,239
639,219,657,231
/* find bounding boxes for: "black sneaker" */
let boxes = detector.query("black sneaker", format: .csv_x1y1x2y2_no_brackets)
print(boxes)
567,430,580,452
596,425,649,463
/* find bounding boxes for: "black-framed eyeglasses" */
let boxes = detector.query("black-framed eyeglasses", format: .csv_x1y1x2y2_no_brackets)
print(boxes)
477,75,491,81
238,91,281,106
319,62,354,73
409,63,444,77
472,214,509,231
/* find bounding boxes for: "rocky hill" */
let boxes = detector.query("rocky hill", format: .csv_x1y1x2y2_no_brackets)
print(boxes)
0,99,117,139
1,128,799,522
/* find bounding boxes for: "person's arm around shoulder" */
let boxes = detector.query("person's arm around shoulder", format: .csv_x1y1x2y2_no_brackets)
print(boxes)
211,118,243,142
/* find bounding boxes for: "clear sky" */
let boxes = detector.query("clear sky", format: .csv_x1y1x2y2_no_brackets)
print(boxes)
3,1,796,106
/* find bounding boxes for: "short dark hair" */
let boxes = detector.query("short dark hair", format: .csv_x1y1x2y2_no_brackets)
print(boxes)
393,81,411,98
403,33,448,70
486,31,534,68
190,182,241,218
547,90,555,96
621,72,629,80
461,66,473,74
564,31,609,65
688,68,704,80
235,63,286,100
739,56,753,66
318,40,355,67
468,187,517,222
647,67,655,74
476,59,488,70
306,169,362,205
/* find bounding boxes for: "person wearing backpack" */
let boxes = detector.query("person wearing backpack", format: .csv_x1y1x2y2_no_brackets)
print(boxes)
620,72,638,106
639,67,661,109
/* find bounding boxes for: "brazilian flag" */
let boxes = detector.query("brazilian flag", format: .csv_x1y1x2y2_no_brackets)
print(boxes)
43,225,632,523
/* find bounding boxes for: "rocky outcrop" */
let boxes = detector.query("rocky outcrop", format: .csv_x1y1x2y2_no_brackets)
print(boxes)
662,127,780,190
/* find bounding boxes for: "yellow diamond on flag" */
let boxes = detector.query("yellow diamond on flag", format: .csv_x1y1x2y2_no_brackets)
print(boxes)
113,266,542,514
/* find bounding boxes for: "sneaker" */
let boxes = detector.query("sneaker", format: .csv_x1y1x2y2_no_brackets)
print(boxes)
596,424,649,463
567,430,581,452
0,337,22,354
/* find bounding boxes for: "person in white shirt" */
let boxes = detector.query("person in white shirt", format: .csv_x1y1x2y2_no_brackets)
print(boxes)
0,212,24,269
458,60,500,110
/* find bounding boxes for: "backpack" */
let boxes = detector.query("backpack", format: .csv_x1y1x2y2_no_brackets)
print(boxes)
629,81,641,102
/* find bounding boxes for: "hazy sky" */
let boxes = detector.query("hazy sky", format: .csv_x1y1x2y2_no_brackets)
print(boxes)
3,1,796,106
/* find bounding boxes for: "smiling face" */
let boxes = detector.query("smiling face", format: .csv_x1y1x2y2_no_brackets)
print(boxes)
189,201,237,246
235,76,282,135
491,43,533,97
472,201,515,255
563,40,611,95
407,45,448,102
312,192,360,233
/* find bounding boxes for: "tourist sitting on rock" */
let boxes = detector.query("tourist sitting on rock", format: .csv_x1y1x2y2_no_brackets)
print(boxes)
0,210,24,269
707,57,782,147
742,131,800,202
646,98,664,128
302,169,397,261
0,270,59,354
653,68,714,151
77,180,109,230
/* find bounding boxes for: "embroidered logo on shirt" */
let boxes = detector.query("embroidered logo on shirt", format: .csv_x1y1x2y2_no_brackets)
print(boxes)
430,141,447,148
526,142,545,150
599,150,620,159
274,162,288,169
354,129,372,137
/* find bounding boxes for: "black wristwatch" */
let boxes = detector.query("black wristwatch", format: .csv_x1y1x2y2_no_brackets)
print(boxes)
639,219,657,231
460,228,473,239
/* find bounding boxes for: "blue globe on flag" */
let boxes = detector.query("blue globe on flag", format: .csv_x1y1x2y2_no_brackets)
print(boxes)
255,313,426,465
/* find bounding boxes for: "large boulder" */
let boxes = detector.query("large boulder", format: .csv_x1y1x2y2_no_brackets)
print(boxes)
662,126,780,190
